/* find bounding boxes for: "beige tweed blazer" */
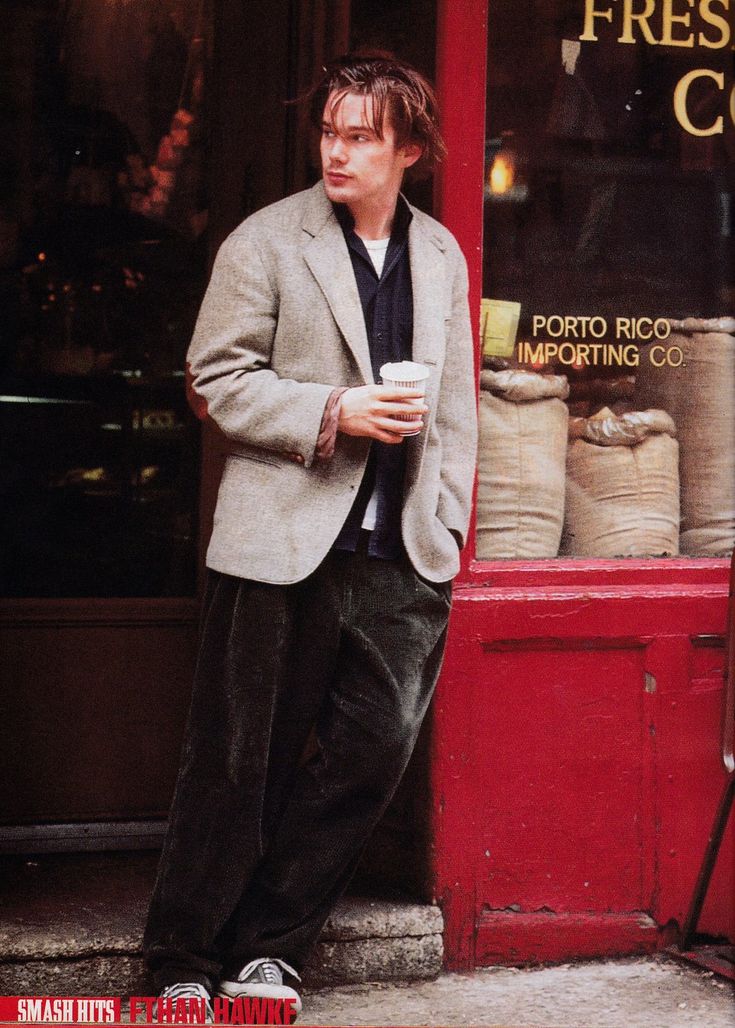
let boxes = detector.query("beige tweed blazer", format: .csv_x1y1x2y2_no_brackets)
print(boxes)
187,180,477,584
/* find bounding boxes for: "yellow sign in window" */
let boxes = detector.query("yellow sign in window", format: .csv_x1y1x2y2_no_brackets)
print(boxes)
480,298,521,358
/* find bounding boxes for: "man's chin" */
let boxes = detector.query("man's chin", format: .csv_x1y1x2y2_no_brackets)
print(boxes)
323,178,353,202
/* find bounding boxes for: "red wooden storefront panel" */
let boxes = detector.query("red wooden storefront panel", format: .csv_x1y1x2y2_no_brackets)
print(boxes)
431,577,732,967
470,643,653,912
655,634,734,941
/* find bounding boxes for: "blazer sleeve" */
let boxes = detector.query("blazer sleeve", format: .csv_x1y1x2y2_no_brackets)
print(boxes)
186,228,335,468
435,244,478,548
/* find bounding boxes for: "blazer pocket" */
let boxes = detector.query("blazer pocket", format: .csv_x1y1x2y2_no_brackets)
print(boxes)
228,450,282,469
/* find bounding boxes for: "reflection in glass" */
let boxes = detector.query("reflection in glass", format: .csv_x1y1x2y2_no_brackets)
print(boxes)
0,0,208,597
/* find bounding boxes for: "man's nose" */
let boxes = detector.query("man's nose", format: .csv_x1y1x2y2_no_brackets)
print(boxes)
329,136,347,163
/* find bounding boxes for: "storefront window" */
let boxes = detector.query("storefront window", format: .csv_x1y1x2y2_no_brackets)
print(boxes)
478,0,734,561
0,0,209,596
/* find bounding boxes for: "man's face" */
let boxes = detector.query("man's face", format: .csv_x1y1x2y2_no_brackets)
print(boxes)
320,90,420,212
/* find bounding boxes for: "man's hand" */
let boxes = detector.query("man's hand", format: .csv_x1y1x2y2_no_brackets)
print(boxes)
338,385,428,444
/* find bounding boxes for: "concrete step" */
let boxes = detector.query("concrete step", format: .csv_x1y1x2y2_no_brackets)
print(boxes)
0,853,443,993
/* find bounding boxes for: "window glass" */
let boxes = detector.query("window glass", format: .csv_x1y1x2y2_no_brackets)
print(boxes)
478,0,734,561
0,0,208,596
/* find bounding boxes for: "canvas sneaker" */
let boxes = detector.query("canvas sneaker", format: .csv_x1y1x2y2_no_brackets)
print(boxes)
217,957,302,1014
159,983,213,1024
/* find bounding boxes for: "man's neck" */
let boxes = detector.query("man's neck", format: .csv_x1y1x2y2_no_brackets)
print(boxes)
349,194,400,241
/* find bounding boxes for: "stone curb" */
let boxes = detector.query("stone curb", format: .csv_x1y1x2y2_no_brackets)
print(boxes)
0,899,443,962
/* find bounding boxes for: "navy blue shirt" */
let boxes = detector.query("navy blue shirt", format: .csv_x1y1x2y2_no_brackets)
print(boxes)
333,197,414,559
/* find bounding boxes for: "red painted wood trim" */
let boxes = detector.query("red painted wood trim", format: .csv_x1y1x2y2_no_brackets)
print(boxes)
476,912,660,966
431,0,488,971
448,587,728,640
462,558,731,590
434,0,488,586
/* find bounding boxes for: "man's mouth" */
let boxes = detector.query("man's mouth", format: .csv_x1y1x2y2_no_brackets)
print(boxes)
326,170,350,182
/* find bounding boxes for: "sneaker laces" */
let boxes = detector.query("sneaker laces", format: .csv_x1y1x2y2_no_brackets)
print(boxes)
161,983,211,1002
160,983,213,1021
237,957,301,985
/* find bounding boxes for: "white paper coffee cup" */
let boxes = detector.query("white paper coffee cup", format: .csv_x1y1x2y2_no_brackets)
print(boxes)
380,361,430,435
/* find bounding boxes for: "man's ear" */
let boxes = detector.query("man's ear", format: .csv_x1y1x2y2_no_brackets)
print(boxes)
400,141,423,169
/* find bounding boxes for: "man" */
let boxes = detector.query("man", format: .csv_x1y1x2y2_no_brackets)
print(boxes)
143,53,477,1018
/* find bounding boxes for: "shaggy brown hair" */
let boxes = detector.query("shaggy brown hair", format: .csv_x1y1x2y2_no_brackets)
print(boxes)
308,51,446,178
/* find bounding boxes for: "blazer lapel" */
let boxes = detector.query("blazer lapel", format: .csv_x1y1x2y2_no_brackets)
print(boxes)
404,214,447,487
301,182,448,393
409,216,447,371
302,184,373,385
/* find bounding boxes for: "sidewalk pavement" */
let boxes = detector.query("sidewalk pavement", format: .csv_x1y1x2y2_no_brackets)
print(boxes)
301,957,735,1028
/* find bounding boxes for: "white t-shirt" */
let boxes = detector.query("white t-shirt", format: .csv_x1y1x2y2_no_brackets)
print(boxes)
362,237,390,277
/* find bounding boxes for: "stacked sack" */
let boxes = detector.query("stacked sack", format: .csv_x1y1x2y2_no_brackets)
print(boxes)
477,368,569,558
636,318,735,557
561,408,680,558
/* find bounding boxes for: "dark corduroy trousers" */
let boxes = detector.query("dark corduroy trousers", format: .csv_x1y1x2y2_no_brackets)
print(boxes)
143,537,451,989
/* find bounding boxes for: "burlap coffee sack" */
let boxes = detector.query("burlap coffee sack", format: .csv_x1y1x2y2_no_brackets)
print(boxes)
561,408,680,558
636,320,734,557
569,408,676,446
477,370,569,559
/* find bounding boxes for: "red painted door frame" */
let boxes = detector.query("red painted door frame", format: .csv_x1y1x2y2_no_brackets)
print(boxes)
431,0,733,970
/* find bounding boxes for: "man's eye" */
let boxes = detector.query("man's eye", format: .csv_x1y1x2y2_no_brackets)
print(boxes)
322,129,335,138
354,135,368,142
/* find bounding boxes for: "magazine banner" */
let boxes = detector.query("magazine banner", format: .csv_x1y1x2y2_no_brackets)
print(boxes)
0,996,301,1028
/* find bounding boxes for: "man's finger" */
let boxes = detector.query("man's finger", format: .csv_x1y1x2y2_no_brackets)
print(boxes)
379,401,429,416
376,416,423,434
376,385,426,400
